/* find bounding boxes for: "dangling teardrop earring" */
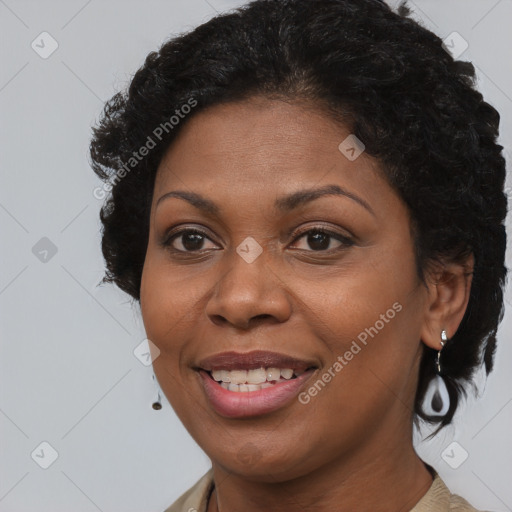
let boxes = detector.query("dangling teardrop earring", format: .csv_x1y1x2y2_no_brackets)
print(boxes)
423,330,450,416
151,372,162,410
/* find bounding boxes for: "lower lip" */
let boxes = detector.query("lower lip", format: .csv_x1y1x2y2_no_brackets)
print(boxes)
198,369,317,418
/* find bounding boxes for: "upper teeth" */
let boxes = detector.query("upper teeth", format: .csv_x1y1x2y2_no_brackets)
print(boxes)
211,367,298,384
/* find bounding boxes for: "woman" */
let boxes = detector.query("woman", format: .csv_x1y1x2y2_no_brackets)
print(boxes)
89,0,507,510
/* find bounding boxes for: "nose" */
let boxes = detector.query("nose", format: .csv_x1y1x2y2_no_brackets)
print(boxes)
205,246,292,330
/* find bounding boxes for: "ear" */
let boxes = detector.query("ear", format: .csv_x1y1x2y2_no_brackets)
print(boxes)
420,253,474,349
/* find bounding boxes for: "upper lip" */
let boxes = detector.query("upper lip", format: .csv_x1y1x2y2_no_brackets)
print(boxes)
196,350,319,372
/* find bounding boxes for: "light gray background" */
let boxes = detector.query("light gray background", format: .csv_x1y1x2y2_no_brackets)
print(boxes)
1,1,511,511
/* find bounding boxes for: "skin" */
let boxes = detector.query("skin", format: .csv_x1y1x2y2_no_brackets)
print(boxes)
140,96,473,512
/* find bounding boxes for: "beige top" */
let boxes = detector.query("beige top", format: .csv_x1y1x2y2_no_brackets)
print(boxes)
164,468,489,512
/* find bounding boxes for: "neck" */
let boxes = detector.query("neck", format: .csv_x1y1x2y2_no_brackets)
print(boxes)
208,424,433,512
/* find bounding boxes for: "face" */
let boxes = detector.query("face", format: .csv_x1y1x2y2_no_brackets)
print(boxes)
140,97,430,481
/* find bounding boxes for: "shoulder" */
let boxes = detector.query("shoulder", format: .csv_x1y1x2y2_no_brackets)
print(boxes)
449,493,485,511
164,468,494,512
163,469,214,512
412,471,492,512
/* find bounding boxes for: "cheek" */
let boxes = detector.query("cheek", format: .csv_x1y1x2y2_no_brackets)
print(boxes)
298,256,416,344
140,257,186,351
140,253,211,359
296,253,423,399
140,257,203,413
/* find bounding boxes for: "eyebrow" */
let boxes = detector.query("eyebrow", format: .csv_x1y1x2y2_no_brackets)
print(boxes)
156,184,375,217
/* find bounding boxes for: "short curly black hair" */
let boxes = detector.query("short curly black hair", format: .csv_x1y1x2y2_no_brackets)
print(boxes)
89,0,507,430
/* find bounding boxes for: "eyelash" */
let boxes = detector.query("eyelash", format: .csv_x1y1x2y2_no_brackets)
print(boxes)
162,226,354,254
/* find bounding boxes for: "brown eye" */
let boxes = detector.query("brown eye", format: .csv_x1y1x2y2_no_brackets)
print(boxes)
164,229,218,253
291,228,354,252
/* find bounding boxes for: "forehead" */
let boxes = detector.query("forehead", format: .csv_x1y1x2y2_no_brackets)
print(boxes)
153,97,393,213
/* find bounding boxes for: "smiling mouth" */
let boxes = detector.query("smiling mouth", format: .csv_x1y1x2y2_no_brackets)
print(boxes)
198,366,318,418
204,366,316,392
195,350,320,416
